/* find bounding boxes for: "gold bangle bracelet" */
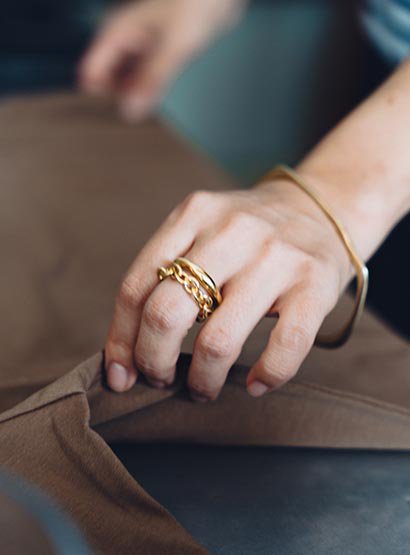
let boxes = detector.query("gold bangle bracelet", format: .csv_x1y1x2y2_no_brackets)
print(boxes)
258,164,369,349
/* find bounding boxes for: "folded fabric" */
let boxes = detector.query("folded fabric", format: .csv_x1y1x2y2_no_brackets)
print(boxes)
1,343,410,554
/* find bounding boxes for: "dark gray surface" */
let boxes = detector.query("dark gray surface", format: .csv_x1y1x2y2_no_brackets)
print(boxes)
113,444,410,555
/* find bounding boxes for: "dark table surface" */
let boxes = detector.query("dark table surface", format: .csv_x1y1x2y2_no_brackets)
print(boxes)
114,443,410,555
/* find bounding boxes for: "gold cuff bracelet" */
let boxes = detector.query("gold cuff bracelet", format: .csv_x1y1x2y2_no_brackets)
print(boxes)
258,164,369,349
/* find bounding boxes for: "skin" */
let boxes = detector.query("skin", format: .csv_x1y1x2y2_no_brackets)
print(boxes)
79,0,247,121
79,0,410,400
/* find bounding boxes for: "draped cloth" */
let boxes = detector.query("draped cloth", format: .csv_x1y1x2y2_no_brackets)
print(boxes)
0,94,409,554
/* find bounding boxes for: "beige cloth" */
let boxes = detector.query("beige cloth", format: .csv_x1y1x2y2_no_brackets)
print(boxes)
0,94,409,554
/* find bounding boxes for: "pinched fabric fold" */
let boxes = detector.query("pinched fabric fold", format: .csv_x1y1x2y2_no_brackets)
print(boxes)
1,342,410,554
0,93,409,554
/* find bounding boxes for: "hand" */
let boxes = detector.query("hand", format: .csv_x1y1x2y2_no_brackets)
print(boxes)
104,176,352,400
78,0,246,122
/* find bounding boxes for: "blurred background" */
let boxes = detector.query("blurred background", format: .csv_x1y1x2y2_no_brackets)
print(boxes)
0,3,409,553
0,0,408,336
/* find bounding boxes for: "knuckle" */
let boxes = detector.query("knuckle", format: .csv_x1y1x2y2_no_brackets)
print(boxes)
221,210,272,242
260,238,314,270
278,324,312,354
143,296,179,334
118,277,143,311
225,210,258,231
258,236,282,261
196,328,236,361
179,190,216,216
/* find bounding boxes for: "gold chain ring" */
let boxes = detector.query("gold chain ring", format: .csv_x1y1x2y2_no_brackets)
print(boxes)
158,261,215,322
174,257,222,307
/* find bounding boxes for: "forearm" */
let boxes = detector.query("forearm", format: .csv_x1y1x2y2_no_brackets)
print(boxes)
297,58,410,262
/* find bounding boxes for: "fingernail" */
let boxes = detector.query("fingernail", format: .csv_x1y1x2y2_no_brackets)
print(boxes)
120,97,148,123
107,362,129,392
247,380,269,398
190,391,210,403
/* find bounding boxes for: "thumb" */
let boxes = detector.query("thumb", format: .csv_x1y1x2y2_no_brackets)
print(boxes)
119,34,200,122
78,14,152,94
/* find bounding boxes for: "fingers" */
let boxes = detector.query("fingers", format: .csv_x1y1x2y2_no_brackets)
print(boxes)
105,191,222,392
132,210,262,390
186,245,296,402
106,183,338,398
246,284,332,397
105,241,185,392
105,191,224,391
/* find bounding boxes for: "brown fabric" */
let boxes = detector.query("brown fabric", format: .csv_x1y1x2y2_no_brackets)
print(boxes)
0,493,55,555
0,93,409,554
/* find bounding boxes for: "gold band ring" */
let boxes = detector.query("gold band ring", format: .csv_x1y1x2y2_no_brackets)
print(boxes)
174,257,222,306
157,258,222,322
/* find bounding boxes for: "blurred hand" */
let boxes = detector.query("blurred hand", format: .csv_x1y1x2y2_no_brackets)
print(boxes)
78,0,246,121
104,176,352,400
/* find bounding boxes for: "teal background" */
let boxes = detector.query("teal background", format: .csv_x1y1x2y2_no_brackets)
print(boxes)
161,0,372,184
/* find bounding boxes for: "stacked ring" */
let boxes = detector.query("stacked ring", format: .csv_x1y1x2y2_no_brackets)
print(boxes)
175,257,222,307
157,257,222,322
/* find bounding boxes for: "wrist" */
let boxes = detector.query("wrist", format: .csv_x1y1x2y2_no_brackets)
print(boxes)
253,166,369,347
254,173,355,292
294,160,398,264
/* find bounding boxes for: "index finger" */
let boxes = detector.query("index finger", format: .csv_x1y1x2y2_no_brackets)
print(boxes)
105,192,221,391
